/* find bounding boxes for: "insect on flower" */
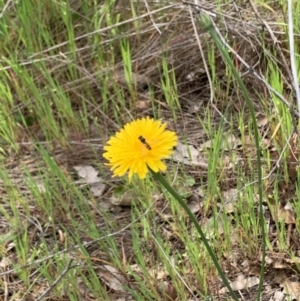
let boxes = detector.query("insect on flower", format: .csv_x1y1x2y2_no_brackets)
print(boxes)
103,117,178,181
138,135,152,150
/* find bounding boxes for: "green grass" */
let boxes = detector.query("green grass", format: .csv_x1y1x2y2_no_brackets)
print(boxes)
1,0,300,300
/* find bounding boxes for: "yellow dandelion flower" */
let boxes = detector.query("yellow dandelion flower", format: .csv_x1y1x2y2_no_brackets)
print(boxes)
103,117,177,181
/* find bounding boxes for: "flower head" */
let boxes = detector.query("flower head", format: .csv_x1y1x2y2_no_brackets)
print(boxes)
103,117,177,181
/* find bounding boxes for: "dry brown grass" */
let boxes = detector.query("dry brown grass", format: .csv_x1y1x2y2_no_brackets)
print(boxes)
1,1,300,300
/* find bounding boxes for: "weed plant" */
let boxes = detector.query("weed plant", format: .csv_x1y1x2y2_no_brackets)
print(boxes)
0,1,300,300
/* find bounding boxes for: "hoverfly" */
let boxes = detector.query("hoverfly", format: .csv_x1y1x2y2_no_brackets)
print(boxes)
138,135,152,150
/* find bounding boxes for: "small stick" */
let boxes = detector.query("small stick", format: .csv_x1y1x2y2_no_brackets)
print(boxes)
35,259,77,301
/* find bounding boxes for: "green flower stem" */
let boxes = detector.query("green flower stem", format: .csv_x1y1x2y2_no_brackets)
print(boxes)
197,12,265,301
151,170,238,301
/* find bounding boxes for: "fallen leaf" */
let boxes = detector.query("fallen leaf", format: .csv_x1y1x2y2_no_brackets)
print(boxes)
173,141,208,167
273,260,287,269
268,200,295,224
221,189,238,213
135,99,151,109
257,115,268,127
36,182,46,193
110,189,137,206
194,187,205,198
201,215,233,238
219,275,259,293
281,278,300,300
158,281,177,301
97,265,126,292
274,271,288,284
148,265,169,280
199,131,241,151
90,182,106,197
285,257,300,264
187,199,203,214
273,290,285,301
74,165,106,197
74,165,100,184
